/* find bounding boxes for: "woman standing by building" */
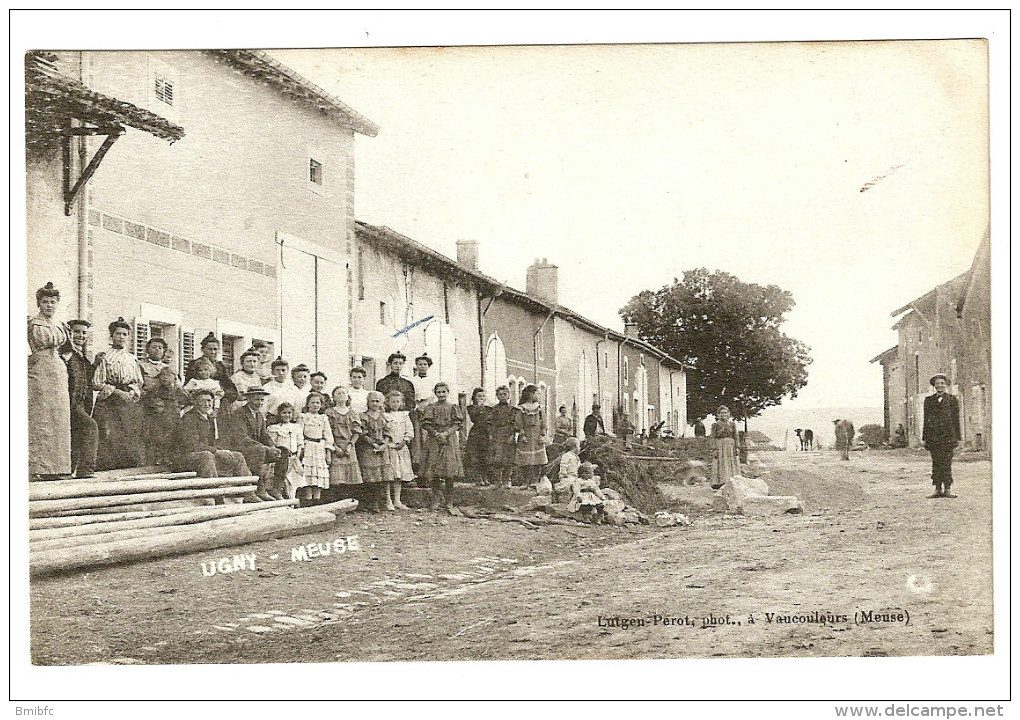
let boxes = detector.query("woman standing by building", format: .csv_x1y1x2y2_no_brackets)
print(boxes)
138,337,186,466
463,387,492,485
93,317,145,470
28,283,71,479
711,405,740,489
514,384,548,488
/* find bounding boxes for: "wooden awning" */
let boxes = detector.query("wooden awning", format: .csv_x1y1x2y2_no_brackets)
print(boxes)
25,51,185,150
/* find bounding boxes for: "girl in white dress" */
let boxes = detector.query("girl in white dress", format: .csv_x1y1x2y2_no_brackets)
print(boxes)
298,392,334,503
384,390,414,511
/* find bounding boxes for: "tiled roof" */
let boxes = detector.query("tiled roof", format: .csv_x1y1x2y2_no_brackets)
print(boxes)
25,51,185,148
355,221,686,369
213,50,379,137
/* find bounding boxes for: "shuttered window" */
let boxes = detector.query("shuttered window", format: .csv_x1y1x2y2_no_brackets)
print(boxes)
134,320,150,360
154,76,174,106
182,331,195,366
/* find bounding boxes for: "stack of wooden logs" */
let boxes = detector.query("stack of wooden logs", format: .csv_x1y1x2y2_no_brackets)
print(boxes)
29,468,357,578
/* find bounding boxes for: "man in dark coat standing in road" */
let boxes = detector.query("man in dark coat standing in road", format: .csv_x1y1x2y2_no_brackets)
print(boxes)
923,373,962,498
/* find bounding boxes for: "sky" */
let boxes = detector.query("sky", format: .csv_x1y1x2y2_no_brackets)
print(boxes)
271,40,988,410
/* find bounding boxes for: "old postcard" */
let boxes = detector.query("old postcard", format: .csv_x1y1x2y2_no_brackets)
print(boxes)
12,10,1006,707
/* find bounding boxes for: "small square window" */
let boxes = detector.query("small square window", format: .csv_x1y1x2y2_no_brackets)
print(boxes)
309,158,323,185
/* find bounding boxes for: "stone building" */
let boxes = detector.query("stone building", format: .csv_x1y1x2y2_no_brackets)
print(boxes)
26,50,377,383
874,231,991,451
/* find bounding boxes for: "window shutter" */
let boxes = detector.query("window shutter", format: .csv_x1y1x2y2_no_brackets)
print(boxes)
182,330,195,368
134,320,150,360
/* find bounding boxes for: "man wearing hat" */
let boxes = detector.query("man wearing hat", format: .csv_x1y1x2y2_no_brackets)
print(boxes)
376,352,416,411
225,386,282,501
583,403,606,440
174,389,250,481
60,319,98,478
923,373,961,498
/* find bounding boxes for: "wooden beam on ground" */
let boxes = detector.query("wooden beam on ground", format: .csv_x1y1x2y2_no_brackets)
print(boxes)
49,499,219,516
29,485,256,517
29,507,344,577
29,500,299,541
30,507,300,552
90,471,198,482
90,466,168,481
29,505,212,530
29,475,257,501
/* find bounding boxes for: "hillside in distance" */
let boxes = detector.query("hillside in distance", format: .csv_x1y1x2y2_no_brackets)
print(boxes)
743,405,883,450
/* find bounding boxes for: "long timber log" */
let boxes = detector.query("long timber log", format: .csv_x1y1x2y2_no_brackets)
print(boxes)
30,505,212,530
29,485,256,517
29,476,258,501
29,500,299,541
29,506,347,577
29,508,300,552
50,500,218,516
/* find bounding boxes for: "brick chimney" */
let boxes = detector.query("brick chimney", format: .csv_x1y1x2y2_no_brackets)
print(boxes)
624,322,638,338
526,258,558,304
456,239,479,271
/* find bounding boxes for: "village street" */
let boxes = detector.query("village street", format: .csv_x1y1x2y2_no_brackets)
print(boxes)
29,449,993,666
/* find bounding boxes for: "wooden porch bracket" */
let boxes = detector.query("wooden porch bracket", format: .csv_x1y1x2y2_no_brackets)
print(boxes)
63,124,125,215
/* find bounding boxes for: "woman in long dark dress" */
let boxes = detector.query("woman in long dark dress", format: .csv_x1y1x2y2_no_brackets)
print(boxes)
711,405,739,489
28,282,71,478
138,337,187,466
93,317,145,470
463,387,492,485
514,384,548,488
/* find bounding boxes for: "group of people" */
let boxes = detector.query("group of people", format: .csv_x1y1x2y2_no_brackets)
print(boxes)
29,284,964,505
26,283,579,512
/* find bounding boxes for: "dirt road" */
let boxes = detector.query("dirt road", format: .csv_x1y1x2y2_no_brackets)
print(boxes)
29,449,993,664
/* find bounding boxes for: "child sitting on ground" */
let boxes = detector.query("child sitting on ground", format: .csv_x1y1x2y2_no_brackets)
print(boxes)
266,402,303,500
554,436,581,502
567,461,607,524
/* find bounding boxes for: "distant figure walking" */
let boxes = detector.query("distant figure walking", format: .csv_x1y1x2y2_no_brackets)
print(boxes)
833,419,855,461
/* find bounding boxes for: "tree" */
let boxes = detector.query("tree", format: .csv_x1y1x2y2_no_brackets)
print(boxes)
621,268,811,424
858,424,886,447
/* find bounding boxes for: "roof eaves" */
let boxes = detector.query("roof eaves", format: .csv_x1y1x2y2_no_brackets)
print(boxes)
869,346,899,364
355,220,686,369
216,50,380,137
26,53,185,144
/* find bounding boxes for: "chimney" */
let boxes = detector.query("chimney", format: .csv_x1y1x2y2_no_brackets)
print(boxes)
624,322,638,338
456,239,479,271
526,257,558,304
